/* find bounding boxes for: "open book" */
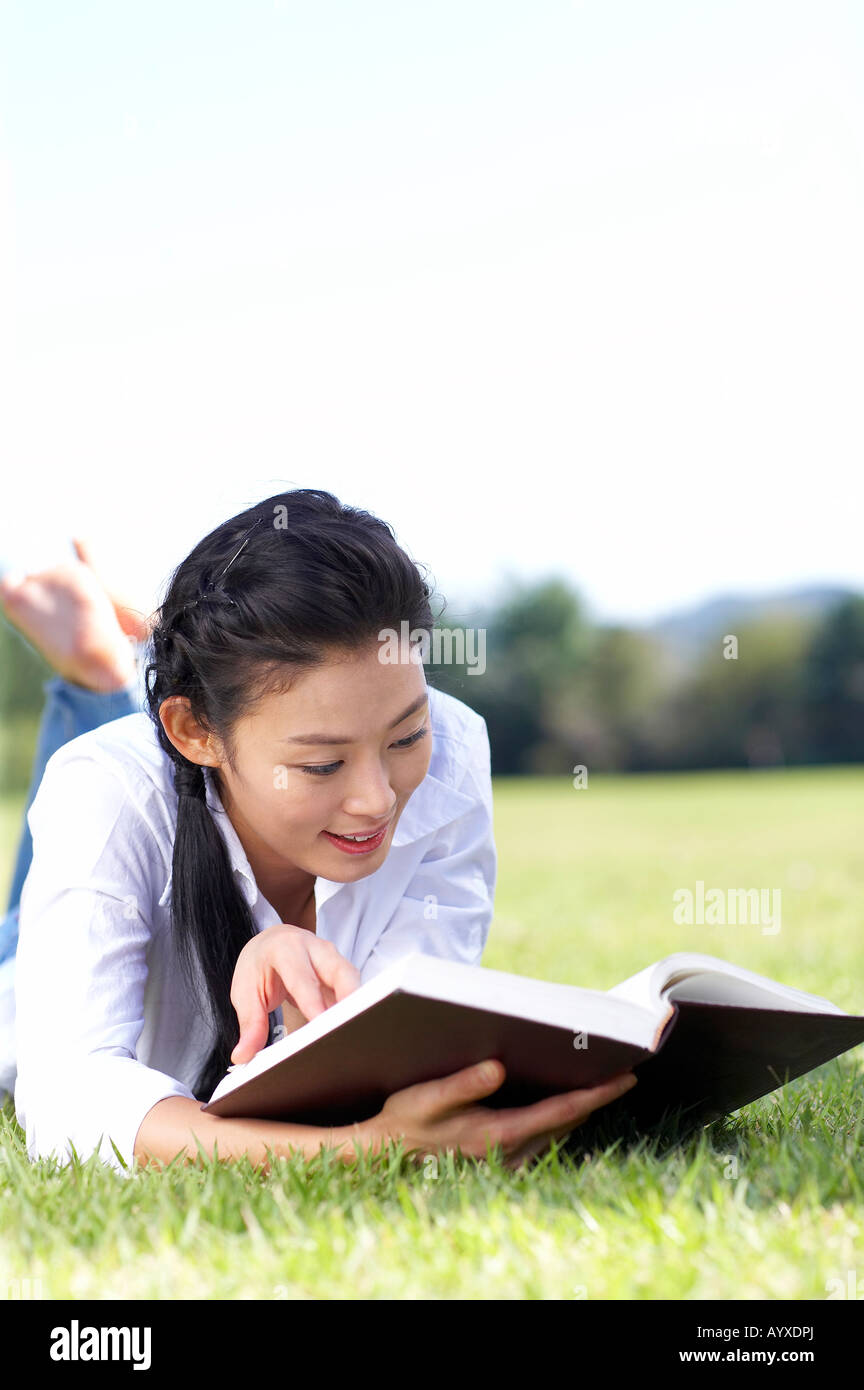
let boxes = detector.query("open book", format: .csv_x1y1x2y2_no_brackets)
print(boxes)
201,952,864,1137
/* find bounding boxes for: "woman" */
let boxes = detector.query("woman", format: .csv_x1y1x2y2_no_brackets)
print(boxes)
2,488,636,1174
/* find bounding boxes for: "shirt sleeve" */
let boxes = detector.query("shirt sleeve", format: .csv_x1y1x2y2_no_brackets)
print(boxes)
14,751,197,1174
358,711,497,983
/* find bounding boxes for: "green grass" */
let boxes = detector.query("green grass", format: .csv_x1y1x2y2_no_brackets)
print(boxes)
1,767,863,1300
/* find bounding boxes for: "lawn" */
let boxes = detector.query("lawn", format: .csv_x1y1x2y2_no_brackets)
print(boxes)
1,767,863,1300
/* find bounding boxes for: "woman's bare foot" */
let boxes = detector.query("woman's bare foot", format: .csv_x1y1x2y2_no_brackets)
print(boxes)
0,554,143,694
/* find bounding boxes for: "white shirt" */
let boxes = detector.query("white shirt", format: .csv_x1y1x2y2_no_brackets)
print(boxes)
13,683,496,1173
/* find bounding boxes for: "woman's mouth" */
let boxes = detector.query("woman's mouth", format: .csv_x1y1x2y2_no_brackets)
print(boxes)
321,821,391,855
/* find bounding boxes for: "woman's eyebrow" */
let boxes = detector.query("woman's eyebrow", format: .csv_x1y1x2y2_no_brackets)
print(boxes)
281,693,430,745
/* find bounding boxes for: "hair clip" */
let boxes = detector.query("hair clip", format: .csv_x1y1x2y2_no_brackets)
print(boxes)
215,514,268,583
163,514,267,633
185,590,237,613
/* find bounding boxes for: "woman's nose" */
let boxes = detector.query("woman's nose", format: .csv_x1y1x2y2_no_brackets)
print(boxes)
341,762,397,822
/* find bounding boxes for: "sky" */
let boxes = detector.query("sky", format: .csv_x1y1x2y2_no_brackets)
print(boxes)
0,0,862,628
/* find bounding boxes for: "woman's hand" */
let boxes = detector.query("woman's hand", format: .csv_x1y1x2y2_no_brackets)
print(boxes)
230,924,361,1064
359,1059,638,1171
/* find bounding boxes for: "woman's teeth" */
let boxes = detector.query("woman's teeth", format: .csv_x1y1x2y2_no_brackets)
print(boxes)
323,823,390,852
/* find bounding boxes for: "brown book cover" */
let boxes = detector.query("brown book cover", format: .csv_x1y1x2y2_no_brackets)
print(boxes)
576,1000,864,1142
201,952,864,1134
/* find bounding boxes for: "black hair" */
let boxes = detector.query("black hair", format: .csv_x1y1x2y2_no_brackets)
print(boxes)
144,488,436,1100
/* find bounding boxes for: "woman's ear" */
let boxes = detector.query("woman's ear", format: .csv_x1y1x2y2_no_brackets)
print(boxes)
159,696,222,768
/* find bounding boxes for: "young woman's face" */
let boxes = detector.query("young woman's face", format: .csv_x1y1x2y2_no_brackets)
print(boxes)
212,639,433,886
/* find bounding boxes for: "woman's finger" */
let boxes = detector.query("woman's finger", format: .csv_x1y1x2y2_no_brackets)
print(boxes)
392,1059,507,1126
231,943,328,1062
280,956,330,1023
305,937,362,1000
493,1072,638,1152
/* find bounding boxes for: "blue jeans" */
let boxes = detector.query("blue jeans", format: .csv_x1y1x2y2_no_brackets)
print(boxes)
0,674,143,960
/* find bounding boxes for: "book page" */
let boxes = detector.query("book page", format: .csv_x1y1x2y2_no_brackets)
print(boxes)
608,952,849,1016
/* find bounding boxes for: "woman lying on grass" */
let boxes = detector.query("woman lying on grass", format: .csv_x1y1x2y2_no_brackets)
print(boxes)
0,488,636,1174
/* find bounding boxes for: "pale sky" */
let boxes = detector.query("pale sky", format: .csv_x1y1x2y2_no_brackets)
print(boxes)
1,0,862,627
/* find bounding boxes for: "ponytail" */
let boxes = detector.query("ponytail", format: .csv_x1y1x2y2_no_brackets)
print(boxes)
168,755,264,1099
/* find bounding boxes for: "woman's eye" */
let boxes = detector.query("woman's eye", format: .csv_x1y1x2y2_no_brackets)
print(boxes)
300,726,429,776
395,726,429,748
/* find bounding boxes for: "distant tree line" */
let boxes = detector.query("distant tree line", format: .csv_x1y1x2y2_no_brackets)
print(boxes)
2,580,863,791
426,581,864,775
